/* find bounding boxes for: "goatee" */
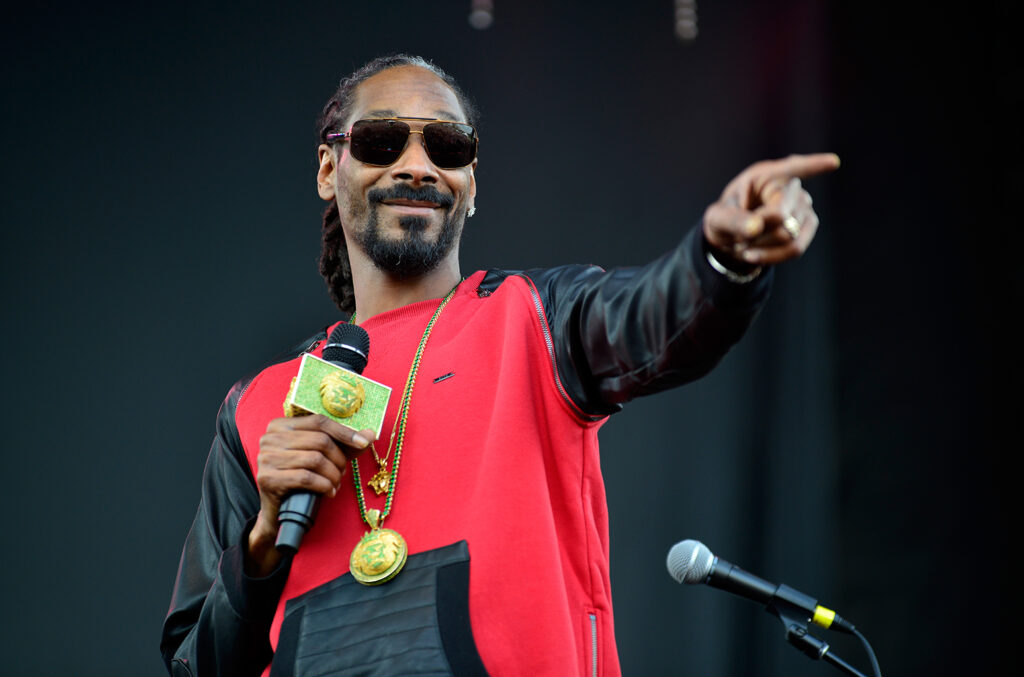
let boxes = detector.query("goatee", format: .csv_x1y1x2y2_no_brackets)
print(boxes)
355,185,462,278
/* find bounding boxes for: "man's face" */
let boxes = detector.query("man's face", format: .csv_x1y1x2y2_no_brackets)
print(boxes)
317,66,477,279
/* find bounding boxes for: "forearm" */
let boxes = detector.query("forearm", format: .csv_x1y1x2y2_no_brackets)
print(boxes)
161,384,288,675
163,519,290,676
531,225,772,416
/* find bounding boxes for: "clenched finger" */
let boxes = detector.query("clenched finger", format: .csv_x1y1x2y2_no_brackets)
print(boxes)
264,448,346,485
259,428,348,472
704,202,765,249
259,467,338,497
742,207,820,265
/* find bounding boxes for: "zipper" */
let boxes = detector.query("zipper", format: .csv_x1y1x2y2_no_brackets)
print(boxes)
517,274,604,423
234,377,255,416
589,613,599,677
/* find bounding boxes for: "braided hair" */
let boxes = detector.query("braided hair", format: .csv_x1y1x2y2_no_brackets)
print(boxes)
316,54,479,313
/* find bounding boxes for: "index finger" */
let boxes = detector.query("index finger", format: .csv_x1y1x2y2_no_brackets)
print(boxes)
285,414,376,456
757,153,841,183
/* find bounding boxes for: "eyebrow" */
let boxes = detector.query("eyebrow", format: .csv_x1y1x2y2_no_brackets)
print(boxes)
364,108,464,122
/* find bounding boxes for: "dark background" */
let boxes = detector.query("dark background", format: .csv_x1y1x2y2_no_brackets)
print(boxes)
1,1,1016,675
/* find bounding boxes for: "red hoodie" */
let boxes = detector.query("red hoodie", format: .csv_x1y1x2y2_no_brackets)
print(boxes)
236,271,616,676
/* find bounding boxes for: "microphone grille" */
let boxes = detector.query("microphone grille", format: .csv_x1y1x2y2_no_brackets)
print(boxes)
322,323,370,373
666,539,715,584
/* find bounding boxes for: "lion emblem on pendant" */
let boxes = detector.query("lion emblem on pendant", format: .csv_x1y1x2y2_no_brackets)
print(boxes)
319,371,365,418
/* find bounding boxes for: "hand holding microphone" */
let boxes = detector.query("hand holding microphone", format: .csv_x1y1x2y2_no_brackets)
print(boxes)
245,325,377,575
247,415,374,574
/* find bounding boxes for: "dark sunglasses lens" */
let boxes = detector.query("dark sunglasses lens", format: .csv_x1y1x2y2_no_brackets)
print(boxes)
350,120,410,165
423,123,477,168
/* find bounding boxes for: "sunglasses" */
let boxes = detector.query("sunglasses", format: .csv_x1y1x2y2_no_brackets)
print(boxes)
326,117,478,169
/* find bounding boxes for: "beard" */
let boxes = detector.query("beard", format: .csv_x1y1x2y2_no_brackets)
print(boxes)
352,184,463,279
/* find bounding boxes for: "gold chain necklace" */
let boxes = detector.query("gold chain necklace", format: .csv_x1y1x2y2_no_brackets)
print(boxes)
346,282,459,585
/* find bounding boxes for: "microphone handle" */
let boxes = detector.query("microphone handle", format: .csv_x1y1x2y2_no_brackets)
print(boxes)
707,559,780,605
710,558,854,635
276,492,321,554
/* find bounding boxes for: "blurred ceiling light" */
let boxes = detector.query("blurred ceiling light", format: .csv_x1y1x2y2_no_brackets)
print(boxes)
675,0,698,41
469,0,494,29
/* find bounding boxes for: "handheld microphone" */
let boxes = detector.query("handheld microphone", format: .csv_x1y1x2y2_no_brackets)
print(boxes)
275,323,370,554
666,539,854,634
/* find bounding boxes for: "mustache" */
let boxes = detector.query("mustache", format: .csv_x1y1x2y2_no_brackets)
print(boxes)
368,184,455,209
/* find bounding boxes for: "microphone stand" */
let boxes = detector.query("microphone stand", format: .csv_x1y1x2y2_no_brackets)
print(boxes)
769,601,871,677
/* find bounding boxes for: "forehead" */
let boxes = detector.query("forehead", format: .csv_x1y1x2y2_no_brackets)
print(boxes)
349,65,466,125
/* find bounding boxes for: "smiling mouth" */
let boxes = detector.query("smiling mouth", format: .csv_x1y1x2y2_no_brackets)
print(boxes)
384,199,439,207
381,199,442,214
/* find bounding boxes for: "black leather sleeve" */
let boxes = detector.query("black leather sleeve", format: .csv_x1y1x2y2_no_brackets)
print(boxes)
160,380,292,676
161,333,325,676
480,227,773,419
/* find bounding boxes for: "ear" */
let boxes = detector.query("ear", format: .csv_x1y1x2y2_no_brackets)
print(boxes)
317,144,337,201
466,158,477,213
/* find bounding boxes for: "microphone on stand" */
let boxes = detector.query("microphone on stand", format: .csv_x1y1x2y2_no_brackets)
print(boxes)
667,539,882,677
275,323,370,554
666,538,854,634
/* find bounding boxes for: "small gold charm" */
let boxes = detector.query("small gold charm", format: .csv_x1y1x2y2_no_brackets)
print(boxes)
368,468,391,495
349,527,408,585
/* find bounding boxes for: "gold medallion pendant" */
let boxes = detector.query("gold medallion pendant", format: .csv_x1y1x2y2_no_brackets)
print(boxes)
349,526,408,585
345,284,458,587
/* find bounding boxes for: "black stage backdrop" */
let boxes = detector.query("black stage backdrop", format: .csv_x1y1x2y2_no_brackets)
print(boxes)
1,1,1015,675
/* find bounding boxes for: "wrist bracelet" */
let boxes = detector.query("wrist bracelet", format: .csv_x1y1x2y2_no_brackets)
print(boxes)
706,251,763,284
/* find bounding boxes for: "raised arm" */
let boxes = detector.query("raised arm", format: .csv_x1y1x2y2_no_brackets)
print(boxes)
529,154,839,417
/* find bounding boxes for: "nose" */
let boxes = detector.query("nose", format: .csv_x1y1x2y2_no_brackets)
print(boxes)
389,131,439,184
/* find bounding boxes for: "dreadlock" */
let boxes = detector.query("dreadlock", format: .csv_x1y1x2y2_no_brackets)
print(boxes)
316,54,479,314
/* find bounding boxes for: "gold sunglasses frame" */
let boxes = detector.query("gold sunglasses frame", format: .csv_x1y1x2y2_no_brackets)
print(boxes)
325,117,478,169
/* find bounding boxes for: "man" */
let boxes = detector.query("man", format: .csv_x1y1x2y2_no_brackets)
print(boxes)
161,54,838,676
